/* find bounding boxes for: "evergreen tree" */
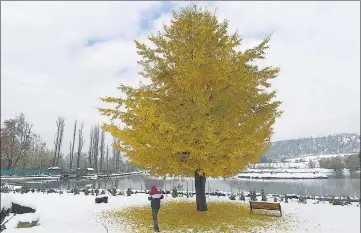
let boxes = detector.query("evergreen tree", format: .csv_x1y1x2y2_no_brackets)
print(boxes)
172,186,179,198
239,191,245,201
260,187,267,201
250,189,257,201
127,187,132,196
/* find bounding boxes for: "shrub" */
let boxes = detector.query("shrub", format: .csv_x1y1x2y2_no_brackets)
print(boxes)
260,187,267,201
1,186,10,193
229,193,236,201
346,196,351,205
111,188,117,196
101,190,106,195
20,184,29,194
91,189,94,196
127,187,132,196
285,196,288,203
74,186,80,195
95,189,99,196
280,195,284,202
95,196,108,204
172,186,178,198
329,196,335,204
59,191,63,195
16,219,39,228
331,199,345,206
47,189,56,194
298,196,307,204
239,191,245,201
273,197,278,202
250,190,257,201
118,190,125,196
31,189,35,193
84,189,90,196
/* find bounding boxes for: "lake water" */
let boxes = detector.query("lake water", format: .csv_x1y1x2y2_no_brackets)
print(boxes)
10,173,360,198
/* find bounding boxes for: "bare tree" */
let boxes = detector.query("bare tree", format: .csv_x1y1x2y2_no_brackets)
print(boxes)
88,126,94,168
112,138,118,172
92,125,100,171
99,129,105,171
68,141,72,169
69,120,77,170
76,122,84,170
1,113,34,169
53,117,65,166
106,145,109,172
112,139,123,173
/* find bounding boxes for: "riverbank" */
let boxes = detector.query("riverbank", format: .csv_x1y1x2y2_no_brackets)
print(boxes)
0,171,144,182
1,191,360,233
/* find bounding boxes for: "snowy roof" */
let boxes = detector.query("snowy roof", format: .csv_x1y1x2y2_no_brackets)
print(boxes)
86,168,95,171
48,167,62,170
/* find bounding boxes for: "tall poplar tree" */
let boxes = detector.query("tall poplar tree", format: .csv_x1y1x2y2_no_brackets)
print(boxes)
99,4,282,211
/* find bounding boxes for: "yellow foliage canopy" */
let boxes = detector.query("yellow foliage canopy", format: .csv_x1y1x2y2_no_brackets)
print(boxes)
99,5,282,178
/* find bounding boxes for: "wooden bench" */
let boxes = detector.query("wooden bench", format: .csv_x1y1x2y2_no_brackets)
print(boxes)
249,201,282,217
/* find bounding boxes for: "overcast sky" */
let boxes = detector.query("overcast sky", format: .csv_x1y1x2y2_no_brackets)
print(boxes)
1,1,360,156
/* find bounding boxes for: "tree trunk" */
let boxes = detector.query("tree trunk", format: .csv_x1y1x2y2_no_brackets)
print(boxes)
195,170,208,211
69,141,73,170
7,158,12,170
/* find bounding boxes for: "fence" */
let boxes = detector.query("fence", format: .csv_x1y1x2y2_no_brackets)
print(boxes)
0,169,55,176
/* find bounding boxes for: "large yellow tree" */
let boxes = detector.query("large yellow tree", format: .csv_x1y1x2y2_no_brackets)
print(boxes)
99,5,282,211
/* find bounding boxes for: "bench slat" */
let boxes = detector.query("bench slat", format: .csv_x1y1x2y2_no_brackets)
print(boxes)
250,201,280,210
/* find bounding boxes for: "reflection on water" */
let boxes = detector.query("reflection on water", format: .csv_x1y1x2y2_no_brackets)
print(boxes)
14,173,360,198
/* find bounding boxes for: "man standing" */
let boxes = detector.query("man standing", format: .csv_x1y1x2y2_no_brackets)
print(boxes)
148,185,164,232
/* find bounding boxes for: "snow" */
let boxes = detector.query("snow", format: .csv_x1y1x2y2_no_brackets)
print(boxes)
245,168,335,174
1,194,12,210
0,192,359,233
252,162,308,169
47,167,61,170
1,193,36,210
286,153,353,163
237,172,328,179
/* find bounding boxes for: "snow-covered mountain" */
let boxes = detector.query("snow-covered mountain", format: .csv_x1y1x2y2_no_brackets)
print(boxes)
263,133,360,161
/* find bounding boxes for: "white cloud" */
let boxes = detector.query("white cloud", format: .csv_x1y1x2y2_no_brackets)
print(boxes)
1,1,360,158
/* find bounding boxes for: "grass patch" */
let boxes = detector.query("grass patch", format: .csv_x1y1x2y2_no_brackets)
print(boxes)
105,201,285,233
16,220,38,228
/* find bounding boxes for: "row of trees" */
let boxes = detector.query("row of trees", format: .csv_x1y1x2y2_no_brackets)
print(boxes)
308,154,360,173
0,113,137,173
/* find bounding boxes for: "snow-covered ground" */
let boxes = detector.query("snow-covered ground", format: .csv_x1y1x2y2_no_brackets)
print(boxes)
285,153,354,163
1,192,359,233
237,172,328,179
252,162,308,169
244,168,335,174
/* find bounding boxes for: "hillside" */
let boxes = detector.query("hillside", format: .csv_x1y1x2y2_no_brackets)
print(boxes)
263,133,360,161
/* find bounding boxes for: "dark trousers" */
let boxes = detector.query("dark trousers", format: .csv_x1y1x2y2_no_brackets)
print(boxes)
152,208,159,230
